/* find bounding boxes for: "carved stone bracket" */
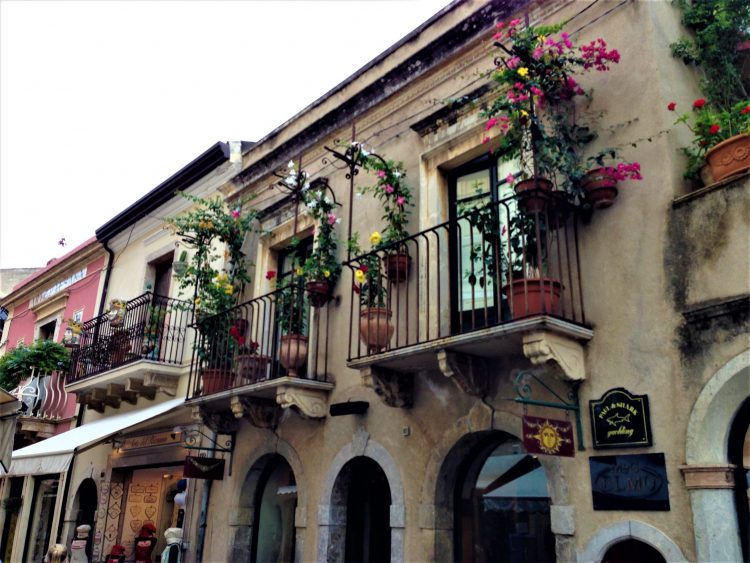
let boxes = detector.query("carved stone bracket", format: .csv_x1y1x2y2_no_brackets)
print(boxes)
522,330,586,381
126,378,156,400
436,349,488,396
276,386,328,419
143,373,179,397
360,366,413,408
680,464,736,489
230,396,281,429
190,405,239,434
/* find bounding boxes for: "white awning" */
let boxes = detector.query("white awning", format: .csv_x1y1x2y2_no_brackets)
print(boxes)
0,389,21,474
5,397,184,476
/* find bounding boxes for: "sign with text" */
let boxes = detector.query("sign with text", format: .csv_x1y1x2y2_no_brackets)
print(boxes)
589,388,652,449
589,453,670,510
183,456,225,480
522,415,575,457
120,431,182,451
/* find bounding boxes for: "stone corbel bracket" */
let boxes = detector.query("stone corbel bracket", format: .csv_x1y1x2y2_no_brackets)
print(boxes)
230,396,281,429
143,373,179,397
522,330,586,381
360,366,414,408
276,386,329,419
436,349,488,396
191,405,239,434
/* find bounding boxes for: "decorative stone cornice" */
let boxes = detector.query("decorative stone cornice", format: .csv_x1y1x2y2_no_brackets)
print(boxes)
522,330,586,381
680,464,736,489
360,366,413,408
436,349,488,396
276,386,328,419
230,396,280,429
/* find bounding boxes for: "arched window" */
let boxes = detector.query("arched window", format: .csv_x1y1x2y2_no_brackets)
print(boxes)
454,433,554,563
73,478,98,558
729,398,750,561
250,455,297,563
602,539,666,563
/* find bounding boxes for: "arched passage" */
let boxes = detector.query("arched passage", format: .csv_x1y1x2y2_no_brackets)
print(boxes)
72,478,97,558
317,437,405,563
684,350,749,562
602,539,666,563
578,520,685,562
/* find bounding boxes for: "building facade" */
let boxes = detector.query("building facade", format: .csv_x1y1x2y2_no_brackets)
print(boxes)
1,0,748,562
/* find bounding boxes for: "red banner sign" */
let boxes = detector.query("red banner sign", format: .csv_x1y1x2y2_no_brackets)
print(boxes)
183,456,225,480
522,415,575,457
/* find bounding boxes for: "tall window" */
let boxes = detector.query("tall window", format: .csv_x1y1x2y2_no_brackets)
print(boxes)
448,155,518,330
24,475,60,562
251,456,297,563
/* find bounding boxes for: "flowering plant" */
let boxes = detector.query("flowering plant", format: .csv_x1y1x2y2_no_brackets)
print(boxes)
484,19,622,194
348,233,387,308
299,167,342,286
275,275,308,335
669,99,750,179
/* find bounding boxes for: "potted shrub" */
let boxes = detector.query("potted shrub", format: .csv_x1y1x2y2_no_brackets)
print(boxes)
0,339,70,391
107,298,128,327
575,149,643,209
165,193,259,394
172,250,189,277
300,182,342,306
63,317,84,346
357,155,414,283
141,306,167,357
234,340,270,384
349,234,393,352
276,275,309,376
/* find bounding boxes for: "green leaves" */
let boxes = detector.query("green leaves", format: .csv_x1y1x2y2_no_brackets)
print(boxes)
0,339,70,390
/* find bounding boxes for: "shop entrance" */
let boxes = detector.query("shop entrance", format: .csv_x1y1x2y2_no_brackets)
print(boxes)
602,539,666,563
250,455,297,563
24,474,60,562
729,397,750,561
73,478,98,558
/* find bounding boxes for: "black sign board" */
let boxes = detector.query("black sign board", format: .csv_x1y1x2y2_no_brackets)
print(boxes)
589,388,652,449
589,453,670,511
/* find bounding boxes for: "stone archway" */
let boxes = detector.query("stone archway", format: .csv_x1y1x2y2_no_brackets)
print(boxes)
683,349,749,562
577,520,686,562
228,438,306,562
317,432,405,562
418,403,573,562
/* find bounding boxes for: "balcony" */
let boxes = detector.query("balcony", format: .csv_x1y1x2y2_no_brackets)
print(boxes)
14,370,75,442
186,283,334,427
344,189,593,406
65,292,192,410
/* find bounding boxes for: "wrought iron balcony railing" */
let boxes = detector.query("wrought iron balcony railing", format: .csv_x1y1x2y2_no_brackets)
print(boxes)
66,292,192,384
16,369,71,420
344,189,586,361
187,282,331,400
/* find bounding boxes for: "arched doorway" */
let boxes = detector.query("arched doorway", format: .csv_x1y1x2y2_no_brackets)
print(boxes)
602,539,666,563
73,478,97,558
453,431,554,563
729,398,750,561
248,455,297,563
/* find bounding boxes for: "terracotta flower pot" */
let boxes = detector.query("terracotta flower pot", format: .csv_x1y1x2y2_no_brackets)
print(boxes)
581,168,619,209
383,253,411,283
306,280,333,307
514,178,554,214
359,307,394,352
503,278,562,319
201,368,235,395
236,354,271,383
279,334,308,376
706,133,750,182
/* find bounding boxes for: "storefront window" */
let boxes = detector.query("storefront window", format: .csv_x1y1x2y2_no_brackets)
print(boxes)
25,475,60,562
455,435,554,563
251,455,297,563
1,477,24,562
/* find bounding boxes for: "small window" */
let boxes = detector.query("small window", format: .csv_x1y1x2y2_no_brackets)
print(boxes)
38,319,57,341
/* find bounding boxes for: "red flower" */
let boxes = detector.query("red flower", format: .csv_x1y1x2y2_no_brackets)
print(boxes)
265,270,276,280
667,102,676,111
708,124,721,134
359,264,369,274
742,106,750,115
693,98,706,109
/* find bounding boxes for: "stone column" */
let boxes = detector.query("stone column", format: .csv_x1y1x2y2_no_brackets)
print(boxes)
681,464,743,562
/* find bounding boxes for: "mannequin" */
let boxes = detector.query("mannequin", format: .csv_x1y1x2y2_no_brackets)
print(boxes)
69,524,91,563
160,528,182,563
104,544,126,563
134,523,158,563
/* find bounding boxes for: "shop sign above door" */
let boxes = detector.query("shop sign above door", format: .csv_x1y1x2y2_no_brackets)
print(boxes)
589,453,670,511
589,388,652,449
522,415,575,457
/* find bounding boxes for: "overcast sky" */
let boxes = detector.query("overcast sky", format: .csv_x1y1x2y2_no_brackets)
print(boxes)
0,0,450,269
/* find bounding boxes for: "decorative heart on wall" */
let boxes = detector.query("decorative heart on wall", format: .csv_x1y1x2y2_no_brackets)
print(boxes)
129,519,143,533
129,506,141,518
144,506,156,519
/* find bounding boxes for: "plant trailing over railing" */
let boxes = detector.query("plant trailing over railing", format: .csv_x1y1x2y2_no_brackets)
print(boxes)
0,339,70,391
348,233,387,308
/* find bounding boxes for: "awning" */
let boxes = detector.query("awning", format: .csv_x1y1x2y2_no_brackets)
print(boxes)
0,389,22,473
5,397,184,476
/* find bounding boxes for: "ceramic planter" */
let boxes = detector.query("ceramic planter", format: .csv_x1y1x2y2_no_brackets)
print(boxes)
359,307,394,352
201,368,235,395
236,354,271,384
514,178,554,214
279,334,308,376
581,168,619,209
383,253,411,283
306,280,333,307
705,133,750,182
503,278,562,318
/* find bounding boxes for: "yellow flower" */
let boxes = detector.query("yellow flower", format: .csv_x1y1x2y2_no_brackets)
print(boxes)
370,231,382,246
224,286,234,295
295,266,304,276
194,297,201,305
355,269,366,284
517,67,529,77
323,270,331,278
537,35,546,44
520,110,529,117
215,272,228,282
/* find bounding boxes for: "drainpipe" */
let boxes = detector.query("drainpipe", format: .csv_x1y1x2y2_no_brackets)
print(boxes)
194,427,216,563
97,240,116,318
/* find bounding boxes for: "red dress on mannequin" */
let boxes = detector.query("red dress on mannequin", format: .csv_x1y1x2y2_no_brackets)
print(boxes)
134,524,158,563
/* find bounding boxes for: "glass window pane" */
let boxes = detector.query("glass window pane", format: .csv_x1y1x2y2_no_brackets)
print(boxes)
456,170,490,202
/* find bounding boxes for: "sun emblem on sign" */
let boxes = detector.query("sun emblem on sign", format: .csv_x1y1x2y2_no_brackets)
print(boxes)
528,419,571,454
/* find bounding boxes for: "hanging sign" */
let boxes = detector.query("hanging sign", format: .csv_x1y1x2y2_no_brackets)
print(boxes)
183,456,225,480
522,415,575,457
589,453,670,510
589,388,652,449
